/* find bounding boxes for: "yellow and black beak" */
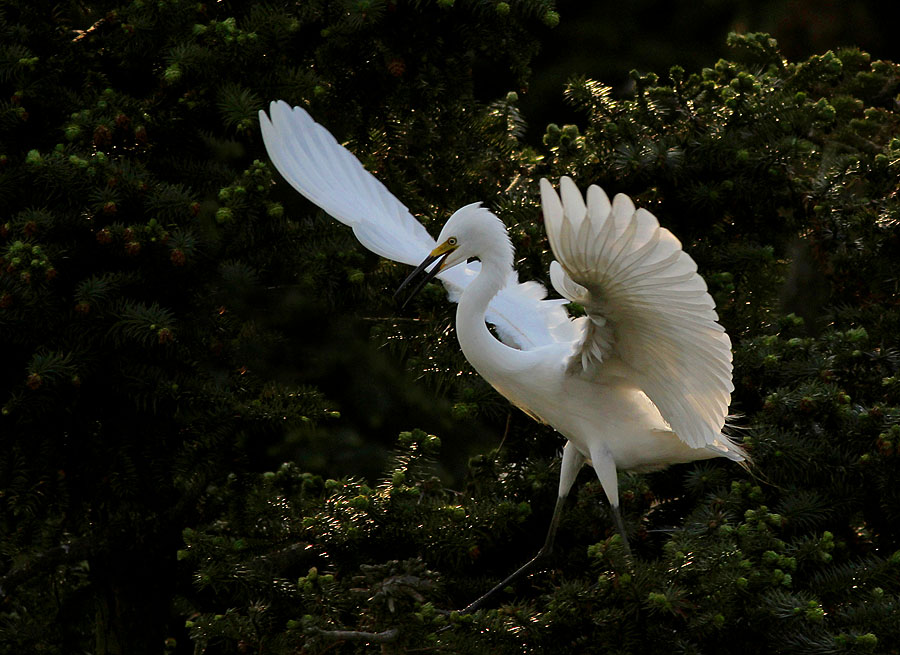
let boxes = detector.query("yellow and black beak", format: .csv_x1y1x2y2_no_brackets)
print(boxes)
394,241,458,308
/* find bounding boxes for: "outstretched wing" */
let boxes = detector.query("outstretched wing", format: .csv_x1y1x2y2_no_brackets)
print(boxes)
260,100,433,266
540,177,734,450
259,101,574,350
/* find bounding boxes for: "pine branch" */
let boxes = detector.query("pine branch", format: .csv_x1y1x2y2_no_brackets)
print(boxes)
0,537,94,599
314,628,399,643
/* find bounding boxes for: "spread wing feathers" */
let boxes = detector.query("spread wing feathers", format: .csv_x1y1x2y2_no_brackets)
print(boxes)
259,101,574,350
540,177,734,449
260,100,433,266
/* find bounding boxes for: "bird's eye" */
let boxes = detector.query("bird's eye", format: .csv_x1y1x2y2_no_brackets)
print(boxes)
448,237,457,246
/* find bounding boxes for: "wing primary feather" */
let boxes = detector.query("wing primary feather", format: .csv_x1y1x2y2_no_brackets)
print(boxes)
541,178,733,450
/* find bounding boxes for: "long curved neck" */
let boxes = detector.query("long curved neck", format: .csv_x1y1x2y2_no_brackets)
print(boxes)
455,259,524,377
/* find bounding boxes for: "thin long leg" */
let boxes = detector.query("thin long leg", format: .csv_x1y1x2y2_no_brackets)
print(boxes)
461,443,585,613
461,494,566,613
589,443,632,560
609,503,632,560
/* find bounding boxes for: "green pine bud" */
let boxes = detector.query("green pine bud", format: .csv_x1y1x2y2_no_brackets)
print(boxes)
424,434,441,453
805,606,824,622
349,495,370,510
845,327,868,342
164,65,182,83
856,633,877,648
445,505,465,521
815,99,836,122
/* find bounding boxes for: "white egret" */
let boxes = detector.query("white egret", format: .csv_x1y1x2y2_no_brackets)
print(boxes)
259,101,744,608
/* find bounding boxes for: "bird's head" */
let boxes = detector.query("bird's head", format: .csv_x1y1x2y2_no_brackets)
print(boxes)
436,203,513,270
395,203,512,306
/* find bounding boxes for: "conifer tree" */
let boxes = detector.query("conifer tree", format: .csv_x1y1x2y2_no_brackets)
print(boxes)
180,34,900,655
1,2,899,654
0,0,554,652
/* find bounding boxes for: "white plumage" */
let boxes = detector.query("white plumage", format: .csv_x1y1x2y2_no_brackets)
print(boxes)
259,101,743,586
259,101,573,351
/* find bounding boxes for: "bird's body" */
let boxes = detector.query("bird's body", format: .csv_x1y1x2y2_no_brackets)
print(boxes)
259,101,744,595
413,200,741,522
446,234,716,475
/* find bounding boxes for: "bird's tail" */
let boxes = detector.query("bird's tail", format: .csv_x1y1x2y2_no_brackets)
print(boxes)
706,413,751,471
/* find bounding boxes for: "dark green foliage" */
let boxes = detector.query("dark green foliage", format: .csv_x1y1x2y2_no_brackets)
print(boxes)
0,1,553,653
2,2,900,653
